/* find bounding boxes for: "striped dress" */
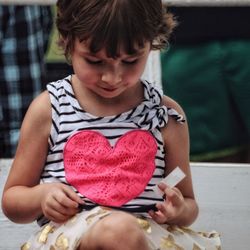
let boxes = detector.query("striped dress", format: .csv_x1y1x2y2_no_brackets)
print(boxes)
38,75,184,225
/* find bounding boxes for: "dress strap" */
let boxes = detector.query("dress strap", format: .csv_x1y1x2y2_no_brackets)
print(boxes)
167,107,185,123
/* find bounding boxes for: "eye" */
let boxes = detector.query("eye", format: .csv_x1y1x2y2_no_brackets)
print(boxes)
122,59,138,65
85,58,103,65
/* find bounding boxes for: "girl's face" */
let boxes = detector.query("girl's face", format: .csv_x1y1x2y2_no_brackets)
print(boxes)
71,39,151,99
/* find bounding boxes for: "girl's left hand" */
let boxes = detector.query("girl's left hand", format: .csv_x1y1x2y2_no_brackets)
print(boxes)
148,183,186,224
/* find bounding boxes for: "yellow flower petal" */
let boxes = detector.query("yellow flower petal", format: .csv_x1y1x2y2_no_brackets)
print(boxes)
38,225,55,243
55,233,69,250
85,208,109,225
21,242,31,250
136,218,152,233
167,225,185,234
193,243,202,250
160,235,184,250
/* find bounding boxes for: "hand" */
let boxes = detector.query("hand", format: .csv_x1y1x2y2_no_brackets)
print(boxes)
40,183,84,223
149,183,185,224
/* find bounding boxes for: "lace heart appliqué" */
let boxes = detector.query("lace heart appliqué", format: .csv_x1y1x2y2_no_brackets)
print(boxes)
64,130,157,207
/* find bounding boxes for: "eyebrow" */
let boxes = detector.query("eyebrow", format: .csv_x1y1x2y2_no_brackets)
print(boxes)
83,49,145,59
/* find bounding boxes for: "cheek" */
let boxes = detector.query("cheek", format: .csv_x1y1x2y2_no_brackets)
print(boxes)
123,63,147,83
74,64,100,85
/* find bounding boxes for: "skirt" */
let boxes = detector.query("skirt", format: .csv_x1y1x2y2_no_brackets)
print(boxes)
21,206,221,250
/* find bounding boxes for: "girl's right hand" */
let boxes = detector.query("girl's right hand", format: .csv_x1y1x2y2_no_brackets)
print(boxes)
40,183,84,223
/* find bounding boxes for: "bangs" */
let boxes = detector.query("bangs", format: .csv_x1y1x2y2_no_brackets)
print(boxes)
78,1,151,58
56,0,175,61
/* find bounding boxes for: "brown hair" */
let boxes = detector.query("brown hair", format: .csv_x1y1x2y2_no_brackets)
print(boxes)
56,0,176,61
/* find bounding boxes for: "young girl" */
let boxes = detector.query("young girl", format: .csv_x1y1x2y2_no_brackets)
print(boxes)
2,0,220,249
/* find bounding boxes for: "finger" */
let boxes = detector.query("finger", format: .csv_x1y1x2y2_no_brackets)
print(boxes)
43,199,69,222
164,187,183,206
149,203,169,222
58,186,84,208
158,183,175,197
43,195,78,217
158,184,183,205
51,198,79,216
45,208,71,223
62,185,84,203
156,202,169,216
54,194,80,211
148,209,167,224
158,182,168,191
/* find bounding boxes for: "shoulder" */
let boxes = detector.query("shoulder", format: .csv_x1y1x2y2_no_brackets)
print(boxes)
161,95,185,118
161,95,189,149
22,90,51,137
12,91,52,174
160,95,190,175
27,90,51,118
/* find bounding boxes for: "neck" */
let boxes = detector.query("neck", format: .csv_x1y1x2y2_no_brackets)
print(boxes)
71,77,144,117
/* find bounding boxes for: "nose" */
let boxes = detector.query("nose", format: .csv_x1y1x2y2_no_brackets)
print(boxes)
101,66,121,86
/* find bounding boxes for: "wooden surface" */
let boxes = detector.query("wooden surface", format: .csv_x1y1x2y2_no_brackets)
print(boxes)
191,162,250,250
1,159,250,249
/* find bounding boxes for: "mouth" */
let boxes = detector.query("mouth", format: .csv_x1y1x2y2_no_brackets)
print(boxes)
100,87,118,92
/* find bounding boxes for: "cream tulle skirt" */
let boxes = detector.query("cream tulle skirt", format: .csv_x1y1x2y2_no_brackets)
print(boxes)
21,206,221,250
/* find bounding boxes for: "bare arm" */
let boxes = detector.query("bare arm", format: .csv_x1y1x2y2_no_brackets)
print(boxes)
149,96,199,226
1,91,83,223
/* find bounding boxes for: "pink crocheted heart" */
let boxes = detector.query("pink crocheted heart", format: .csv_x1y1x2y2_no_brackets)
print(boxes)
64,130,157,207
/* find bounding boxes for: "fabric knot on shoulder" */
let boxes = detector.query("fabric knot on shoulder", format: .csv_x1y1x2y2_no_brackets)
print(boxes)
137,105,185,130
135,81,186,130
137,105,168,130
167,108,186,124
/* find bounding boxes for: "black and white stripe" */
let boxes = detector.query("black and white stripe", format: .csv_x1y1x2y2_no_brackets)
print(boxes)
38,76,184,225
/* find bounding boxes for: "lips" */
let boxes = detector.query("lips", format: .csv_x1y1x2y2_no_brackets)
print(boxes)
101,87,117,92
